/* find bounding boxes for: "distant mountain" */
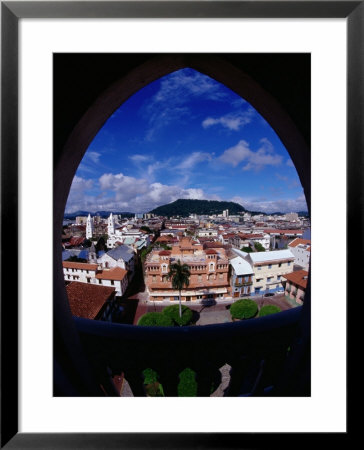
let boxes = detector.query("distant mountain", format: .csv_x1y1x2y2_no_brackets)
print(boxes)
149,199,245,217
64,210,134,219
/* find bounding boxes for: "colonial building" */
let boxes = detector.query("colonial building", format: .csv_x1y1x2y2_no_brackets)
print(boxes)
282,269,309,305
232,248,295,296
229,256,254,298
98,244,136,281
62,260,129,297
145,237,230,302
95,266,128,296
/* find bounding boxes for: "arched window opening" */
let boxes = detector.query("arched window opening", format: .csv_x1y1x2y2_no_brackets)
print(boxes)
54,54,311,397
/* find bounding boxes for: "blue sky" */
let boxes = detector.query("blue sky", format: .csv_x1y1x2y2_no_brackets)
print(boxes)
66,68,307,214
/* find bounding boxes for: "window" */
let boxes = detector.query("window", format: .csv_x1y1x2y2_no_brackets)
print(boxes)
257,266,261,270
288,262,291,266
278,263,282,268
98,279,102,284
268,264,272,269
111,280,114,285
277,275,281,281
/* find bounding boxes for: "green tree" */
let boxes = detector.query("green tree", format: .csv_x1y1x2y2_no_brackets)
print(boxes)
258,305,281,317
254,242,265,252
137,312,173,327
241,246,253,253
167,260,191,321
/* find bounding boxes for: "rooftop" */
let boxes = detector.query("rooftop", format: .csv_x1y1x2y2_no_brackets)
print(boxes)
95,267,128,281
282,269,309,289
63,261,98,271
230,256,254,276
288,238,311,248
106,245,134,262
249,249,294,264
66,281,115,319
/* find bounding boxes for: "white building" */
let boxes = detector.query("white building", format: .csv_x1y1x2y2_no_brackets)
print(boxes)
230,255,254,298
288,238,311,270
98,245,136,280
197,228,219,238
232,248,295,296
62,260,128,297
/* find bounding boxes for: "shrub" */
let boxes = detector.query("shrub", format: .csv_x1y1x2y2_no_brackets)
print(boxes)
178,368,197,397
230,299,258,320
162,304,194,326
142,368,158,384
137,312,173,327
258,305,282,317
142,368,164,396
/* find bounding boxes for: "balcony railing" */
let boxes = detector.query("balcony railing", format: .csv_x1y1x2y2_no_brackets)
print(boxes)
74,306,304,397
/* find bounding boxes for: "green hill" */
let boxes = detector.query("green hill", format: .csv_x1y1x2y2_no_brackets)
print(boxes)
149,199,245,217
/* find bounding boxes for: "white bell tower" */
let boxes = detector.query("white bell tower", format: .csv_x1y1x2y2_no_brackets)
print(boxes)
108,213,115,236
86,214,94,239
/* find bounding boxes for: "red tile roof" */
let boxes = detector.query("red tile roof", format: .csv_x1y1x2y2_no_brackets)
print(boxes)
282,270,309,289
63,261,98,271
66,281,115,319
95,267,128,281
288,238,311,248
159,250,171,256
262,229,303,235
68,236,86,246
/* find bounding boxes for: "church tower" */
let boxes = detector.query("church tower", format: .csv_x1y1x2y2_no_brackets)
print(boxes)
86,214,94,239
108,213,115,236
88,242,97,264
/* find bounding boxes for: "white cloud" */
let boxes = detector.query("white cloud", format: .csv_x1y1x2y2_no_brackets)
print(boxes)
153,69,227,104
66,172,213,213
176,152,212,170
287,158,295,167
129,154,151,163
88,151,101,164
219,138,282,171
219,140,252,167
65,176,95,212
202,109,254,131
99,173,149,202
143,69,230,141
231,194,308,213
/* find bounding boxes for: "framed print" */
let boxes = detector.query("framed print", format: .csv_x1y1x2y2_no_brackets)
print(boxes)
2,1,357,448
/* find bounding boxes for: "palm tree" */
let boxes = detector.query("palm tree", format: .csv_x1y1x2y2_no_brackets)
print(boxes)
167,260,191,320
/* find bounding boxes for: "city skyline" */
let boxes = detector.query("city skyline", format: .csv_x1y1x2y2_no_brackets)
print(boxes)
65,68,307,215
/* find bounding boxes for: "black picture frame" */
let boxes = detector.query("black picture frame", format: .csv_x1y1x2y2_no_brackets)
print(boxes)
1,1,356,448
